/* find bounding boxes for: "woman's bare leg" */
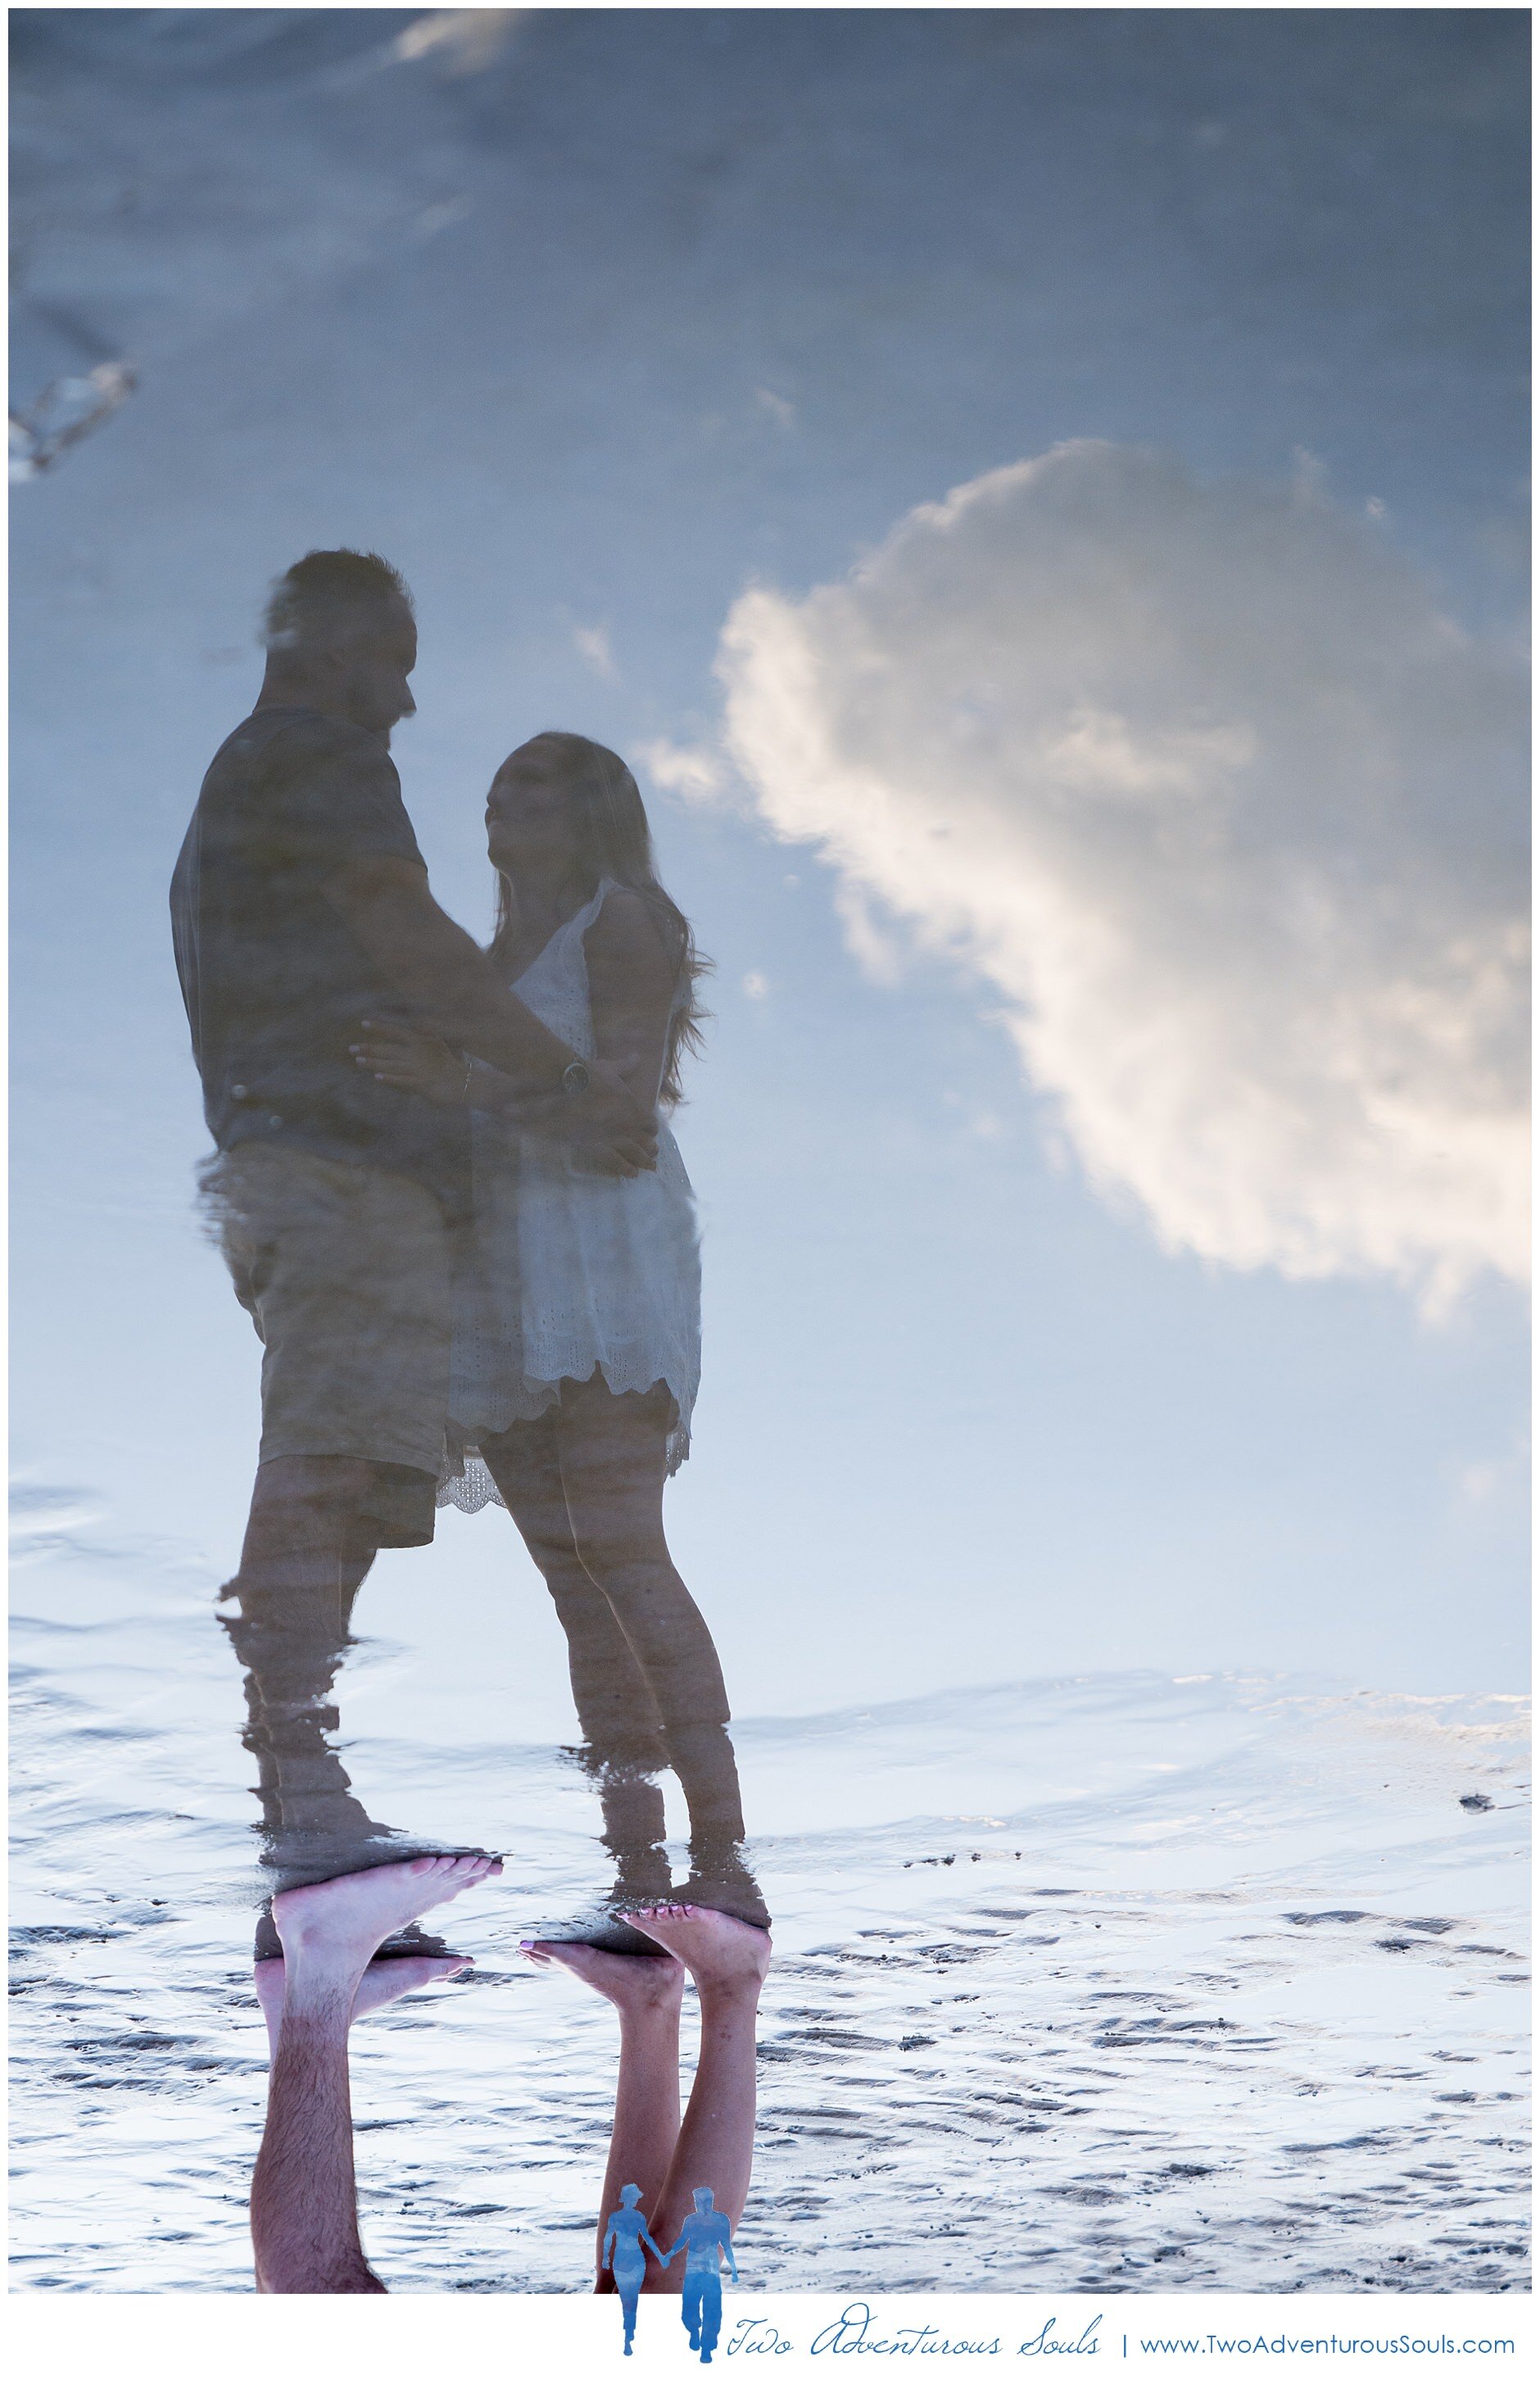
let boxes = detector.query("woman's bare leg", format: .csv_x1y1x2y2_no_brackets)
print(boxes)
479,1416,674,1900
522,1938,686,2290
621,1903,771,2273
478,1412,665,1743
550,1379,748,1856
551,1380,729,1723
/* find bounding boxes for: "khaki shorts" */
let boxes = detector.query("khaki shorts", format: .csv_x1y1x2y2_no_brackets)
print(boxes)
209,1142,452,1541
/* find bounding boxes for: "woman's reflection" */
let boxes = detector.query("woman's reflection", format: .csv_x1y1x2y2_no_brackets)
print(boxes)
351,731,764,1924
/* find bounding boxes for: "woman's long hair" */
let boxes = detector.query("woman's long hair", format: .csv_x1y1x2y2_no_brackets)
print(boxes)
489,732,710,1108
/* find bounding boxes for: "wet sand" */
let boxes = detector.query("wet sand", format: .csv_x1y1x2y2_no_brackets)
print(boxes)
11,1498,1529,2293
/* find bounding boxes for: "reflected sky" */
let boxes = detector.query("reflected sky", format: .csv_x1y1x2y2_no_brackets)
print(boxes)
10,6,1529,1708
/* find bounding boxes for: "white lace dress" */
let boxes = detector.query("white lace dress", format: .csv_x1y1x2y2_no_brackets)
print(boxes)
438,880,702,1511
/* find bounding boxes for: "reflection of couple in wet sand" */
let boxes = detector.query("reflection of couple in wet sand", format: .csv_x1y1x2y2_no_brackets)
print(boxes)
171,549,768,2290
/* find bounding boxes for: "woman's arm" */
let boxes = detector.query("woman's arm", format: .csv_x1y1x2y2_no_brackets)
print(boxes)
584,887,677,1115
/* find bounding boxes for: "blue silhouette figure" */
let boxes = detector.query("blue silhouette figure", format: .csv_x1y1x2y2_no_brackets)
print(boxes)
600,2182,666,2355
659,2187,738,2363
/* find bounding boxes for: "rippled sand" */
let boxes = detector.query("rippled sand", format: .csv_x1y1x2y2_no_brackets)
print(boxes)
11,1489,1529,2293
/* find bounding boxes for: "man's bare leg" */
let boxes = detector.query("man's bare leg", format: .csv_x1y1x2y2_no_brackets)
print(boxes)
521,1938,686,2290
252,1951,472,2056
251,1854,500,2294
234,1455,379,1620
620,1905,771,2280
223,1457,383,1861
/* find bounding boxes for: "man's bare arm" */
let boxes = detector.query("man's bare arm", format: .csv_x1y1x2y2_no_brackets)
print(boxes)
324,853,658,1171
324,851,573,1085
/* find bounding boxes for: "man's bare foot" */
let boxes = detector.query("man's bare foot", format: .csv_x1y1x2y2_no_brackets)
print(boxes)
254,1952,471,2055
273,1854,501,1982
520,1937,684,2019
617,1904,772,1996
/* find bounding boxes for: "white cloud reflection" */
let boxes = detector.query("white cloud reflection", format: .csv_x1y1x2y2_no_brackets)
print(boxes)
390,11,530,75
717,442,1529,1307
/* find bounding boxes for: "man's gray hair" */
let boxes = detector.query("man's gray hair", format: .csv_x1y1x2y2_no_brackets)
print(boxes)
263,549,414,650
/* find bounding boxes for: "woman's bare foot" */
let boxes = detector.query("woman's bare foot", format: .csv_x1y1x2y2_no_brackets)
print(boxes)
520,1936,684,2019
273,1854,500,1983
677,1862,772,1932
618,1904,772,1997
253,1952,471,2056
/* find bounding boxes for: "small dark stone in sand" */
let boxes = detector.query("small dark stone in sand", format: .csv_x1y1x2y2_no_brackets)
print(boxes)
1460,1794,1494,1812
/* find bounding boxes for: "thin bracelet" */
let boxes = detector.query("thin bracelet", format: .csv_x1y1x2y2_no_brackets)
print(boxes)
460,1055,473,1104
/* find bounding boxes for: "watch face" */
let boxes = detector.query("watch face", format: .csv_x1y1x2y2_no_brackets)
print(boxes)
562,1059,591,1095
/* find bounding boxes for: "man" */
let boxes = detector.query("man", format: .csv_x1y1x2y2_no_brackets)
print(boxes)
663,2186,739,2363
171,550,655,1886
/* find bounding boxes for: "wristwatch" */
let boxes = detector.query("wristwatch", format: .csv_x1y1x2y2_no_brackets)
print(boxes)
560,1058,591,1095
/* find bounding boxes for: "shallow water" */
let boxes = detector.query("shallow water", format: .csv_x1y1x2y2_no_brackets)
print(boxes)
11,1487,1529,2295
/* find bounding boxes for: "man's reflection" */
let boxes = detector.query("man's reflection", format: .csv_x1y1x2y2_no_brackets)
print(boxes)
170,551,655,1884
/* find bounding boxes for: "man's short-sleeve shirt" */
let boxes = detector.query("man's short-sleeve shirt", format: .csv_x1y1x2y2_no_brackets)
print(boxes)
170,705,469,1214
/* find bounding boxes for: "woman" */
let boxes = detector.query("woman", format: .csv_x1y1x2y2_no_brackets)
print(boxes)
353,732,759,1916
